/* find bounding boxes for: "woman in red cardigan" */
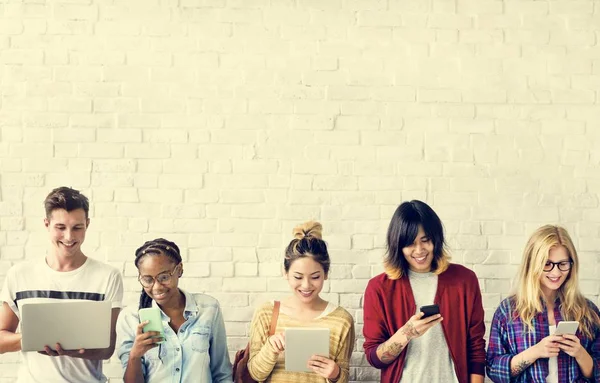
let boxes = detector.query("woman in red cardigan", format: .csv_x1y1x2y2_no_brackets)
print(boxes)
363,200,486,383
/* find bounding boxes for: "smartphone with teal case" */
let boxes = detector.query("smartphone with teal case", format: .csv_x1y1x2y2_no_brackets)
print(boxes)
139,307,165,343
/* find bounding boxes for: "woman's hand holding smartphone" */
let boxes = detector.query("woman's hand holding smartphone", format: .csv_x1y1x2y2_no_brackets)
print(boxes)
399,305,443,341
129,321,164,359
553,321,586,359
129,308,165,360
419,304,440,319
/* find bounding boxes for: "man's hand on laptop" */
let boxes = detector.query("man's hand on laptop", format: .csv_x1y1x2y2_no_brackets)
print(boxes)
38,343,85,357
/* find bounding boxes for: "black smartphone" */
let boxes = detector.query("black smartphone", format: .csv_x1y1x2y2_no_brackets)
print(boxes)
420,304,440,319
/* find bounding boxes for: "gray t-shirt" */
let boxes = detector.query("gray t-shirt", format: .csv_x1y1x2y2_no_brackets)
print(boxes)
400,270,459,383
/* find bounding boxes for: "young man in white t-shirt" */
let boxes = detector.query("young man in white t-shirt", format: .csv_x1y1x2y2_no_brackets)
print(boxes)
0,186,124,383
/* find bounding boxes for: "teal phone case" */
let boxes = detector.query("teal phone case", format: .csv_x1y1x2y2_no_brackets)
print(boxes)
139,307,165,343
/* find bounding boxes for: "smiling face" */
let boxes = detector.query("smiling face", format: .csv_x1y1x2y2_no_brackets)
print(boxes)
539,245,571,299
402,225,434,273
286,256,327,304
44,208,89,259
137,254,182,307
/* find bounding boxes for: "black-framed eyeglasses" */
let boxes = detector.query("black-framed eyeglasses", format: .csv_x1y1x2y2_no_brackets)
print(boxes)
543,261,572,272
138,264,181,288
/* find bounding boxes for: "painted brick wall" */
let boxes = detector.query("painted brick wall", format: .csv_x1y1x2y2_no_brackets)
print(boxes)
1,0,599,381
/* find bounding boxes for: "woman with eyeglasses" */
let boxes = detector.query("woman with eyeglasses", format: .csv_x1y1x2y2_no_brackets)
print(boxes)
116,238,233,382
487,225,600,383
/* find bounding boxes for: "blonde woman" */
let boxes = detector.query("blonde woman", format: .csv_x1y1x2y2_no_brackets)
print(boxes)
487,225,600,382
247,221,355,382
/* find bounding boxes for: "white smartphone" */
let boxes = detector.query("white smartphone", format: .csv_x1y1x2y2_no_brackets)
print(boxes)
139,307,165,343
554,321,579,336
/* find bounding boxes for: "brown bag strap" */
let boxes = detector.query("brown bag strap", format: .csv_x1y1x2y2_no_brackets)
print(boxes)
268,301,280,336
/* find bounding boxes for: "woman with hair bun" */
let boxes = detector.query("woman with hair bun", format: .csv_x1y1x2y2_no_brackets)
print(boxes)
116,238,232,382
247,221,355,382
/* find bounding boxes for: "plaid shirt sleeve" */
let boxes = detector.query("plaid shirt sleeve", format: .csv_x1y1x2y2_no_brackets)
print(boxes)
586,300,600,382
486,300,514,383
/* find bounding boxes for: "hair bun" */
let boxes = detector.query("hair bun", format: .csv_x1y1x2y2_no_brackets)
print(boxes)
292,221,323,240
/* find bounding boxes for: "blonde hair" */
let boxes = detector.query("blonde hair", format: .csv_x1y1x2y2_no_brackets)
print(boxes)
513,225,600,338
284,221,330,274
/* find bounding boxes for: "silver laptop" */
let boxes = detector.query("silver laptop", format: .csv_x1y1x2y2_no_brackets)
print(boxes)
285,327,330,372
20,300,112,352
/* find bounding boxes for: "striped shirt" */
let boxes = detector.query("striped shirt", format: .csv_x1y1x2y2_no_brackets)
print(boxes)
486,297,600,383
248,301,355,383
0,258,123,383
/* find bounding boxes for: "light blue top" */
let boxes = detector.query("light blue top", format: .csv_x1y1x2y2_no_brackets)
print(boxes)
116,289,233,383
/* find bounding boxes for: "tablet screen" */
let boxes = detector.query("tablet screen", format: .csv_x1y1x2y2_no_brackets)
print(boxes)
284,327,330,372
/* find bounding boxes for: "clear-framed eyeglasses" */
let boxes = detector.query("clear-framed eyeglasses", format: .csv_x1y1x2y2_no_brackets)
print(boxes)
542,260,572,272
138,264,181,288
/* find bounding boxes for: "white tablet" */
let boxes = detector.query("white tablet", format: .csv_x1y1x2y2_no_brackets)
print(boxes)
20,300,112,352
285,327,330,372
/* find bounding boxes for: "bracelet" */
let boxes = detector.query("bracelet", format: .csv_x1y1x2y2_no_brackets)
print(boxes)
329,364,342,382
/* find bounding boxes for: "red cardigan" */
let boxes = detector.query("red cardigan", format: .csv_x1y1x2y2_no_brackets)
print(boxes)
363,264,486,383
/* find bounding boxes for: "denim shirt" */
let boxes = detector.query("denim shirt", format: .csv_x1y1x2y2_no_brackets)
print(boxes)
117,290,233,383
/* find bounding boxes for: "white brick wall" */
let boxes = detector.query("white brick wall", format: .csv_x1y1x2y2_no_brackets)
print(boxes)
1,0,599,381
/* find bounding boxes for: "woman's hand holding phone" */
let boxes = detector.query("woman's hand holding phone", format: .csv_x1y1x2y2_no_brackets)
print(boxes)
129,321,164,360
550,321,588,360
400,311,443,341
556,334,585,358
532,335,561,358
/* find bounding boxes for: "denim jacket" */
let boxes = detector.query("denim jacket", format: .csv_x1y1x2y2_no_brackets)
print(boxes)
117,289,233,383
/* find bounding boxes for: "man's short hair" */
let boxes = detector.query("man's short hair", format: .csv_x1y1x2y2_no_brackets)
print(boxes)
44,187,90,219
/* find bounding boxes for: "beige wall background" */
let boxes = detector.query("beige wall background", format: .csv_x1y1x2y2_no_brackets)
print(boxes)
1,0,600,381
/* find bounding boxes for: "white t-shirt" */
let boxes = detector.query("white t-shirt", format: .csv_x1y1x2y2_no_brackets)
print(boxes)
316,302,337,319
0,257,123,383
400,270,460,383
546,325,559,383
